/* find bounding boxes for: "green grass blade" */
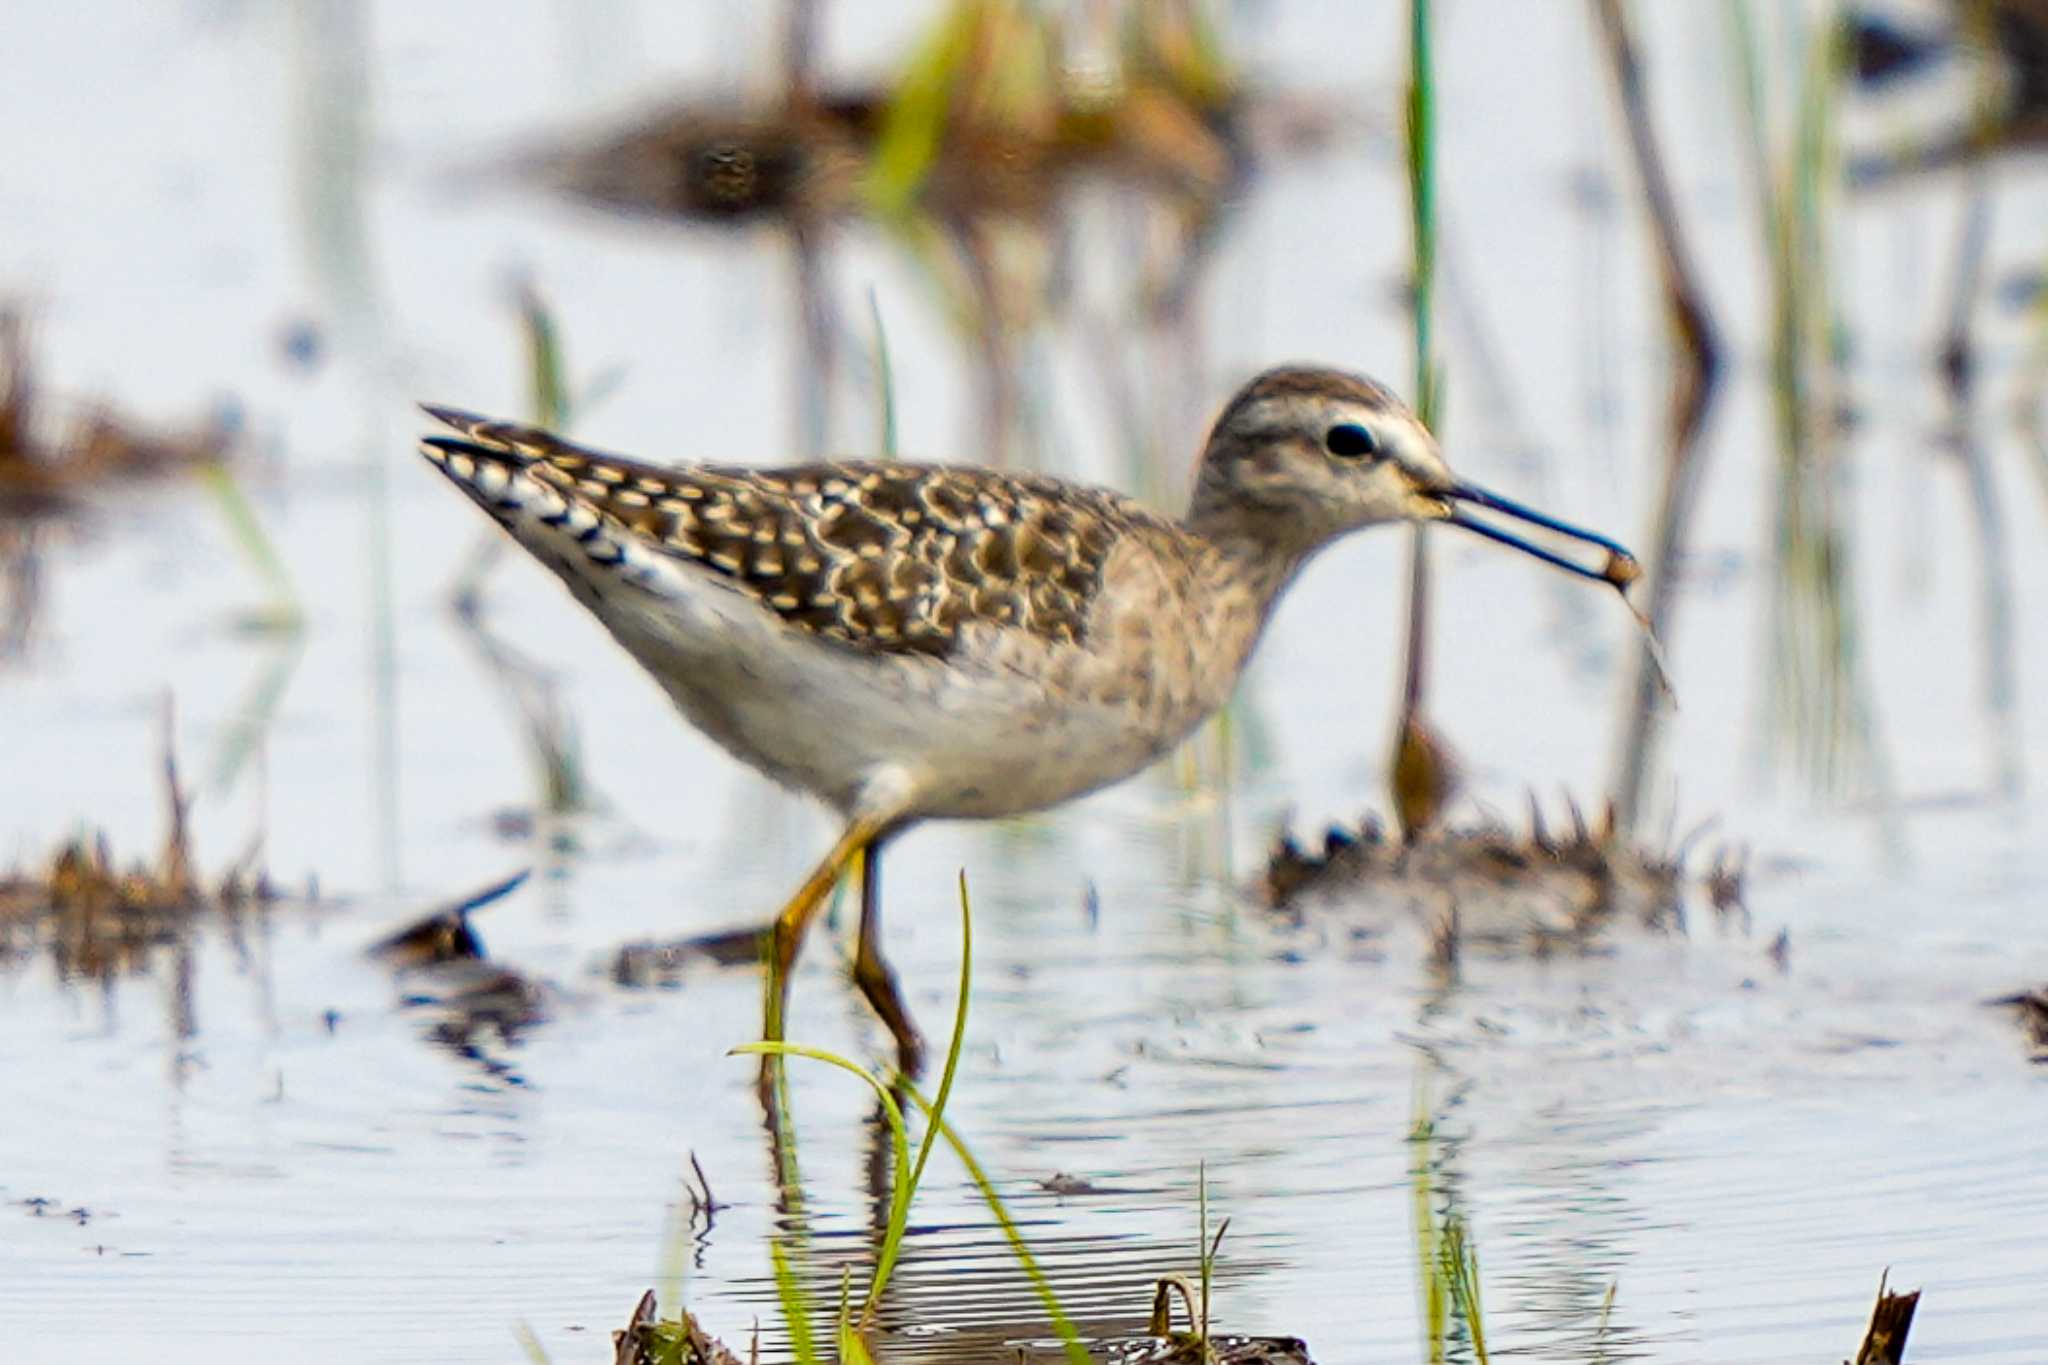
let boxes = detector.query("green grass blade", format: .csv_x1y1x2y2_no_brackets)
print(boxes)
771,1241,823,1365
511,1322,549,1364
1442,1219,1490,1364
741,873,976,1332
733,1045,912,1231
198,461,302,629
901,1086,1091,1365
515,280,570,430
733,1042,916,1314
865,2,977,218
836,1269,877,1365
898,871,973,1219
869,286,898,460
1407,0,1438,426
1410,1113,1446,1361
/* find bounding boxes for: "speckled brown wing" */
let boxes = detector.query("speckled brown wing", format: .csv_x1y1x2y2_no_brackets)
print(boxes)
422,406,1143,656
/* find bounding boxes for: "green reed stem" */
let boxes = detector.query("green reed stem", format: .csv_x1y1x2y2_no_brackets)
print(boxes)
900,1085,1092,1365
771,1241,823,1365
869,286,898,460
734,872,977,1336
1407,0,1439,427
198,461,302,628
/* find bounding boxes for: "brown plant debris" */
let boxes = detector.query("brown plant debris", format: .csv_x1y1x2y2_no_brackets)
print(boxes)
537,2,1316,230
1262,793,1735,950
1845,1,2048,182
1705,843,1750,925
0,726,280,981
547,98,870,227
611,925,768,987
366,868,529,968
1111,1276,1314,1364
1849,1270,1920,1365
0,307,235,519
1107,1335,1314,1365
1988,986,2048,1061
612,1290,750,1365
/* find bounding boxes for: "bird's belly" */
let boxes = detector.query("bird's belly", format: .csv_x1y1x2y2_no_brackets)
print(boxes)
605,600,1196,819
909,698,1181,819
682,655,1178,819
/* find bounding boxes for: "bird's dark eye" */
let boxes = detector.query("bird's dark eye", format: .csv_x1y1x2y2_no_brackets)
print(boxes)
1324,423,1380,460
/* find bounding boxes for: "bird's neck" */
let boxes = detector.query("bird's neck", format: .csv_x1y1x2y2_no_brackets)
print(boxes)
1178,517,1321,703
1182,500,1323,614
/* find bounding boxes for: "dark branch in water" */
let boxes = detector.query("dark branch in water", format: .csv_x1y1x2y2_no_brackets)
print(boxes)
1589,0,1724,833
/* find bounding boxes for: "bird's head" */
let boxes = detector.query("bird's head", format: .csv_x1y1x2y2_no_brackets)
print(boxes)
1189,366,1638,589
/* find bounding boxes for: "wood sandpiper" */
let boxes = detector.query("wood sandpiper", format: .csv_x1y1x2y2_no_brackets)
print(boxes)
419,366,1636,1078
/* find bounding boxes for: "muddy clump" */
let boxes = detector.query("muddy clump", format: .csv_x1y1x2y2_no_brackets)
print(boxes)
1262,795,1746,956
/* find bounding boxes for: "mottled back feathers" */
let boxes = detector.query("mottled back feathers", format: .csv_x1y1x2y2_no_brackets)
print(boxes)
420,406,1151,656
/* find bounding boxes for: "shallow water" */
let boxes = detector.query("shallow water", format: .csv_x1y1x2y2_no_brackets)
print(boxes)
5,3,2048,1363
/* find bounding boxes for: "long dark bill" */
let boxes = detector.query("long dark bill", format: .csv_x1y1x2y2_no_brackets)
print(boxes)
1441,482,1640,591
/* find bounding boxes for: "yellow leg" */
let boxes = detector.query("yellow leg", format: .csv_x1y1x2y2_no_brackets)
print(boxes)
851,838,926,1078
761,813,887,1075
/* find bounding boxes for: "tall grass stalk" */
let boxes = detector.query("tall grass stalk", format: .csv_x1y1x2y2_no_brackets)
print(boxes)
1410,1104,1490,1364
1195,1162,1231,1355
205,628,305,796
1591,0,1723,835
1726,0,1887,798
1938,1,2023,798
1408,0,1439,429
835,1272,877,1365
865,2,976,219
772,1241,824,1365
736,868,1086,1361
511,1322,549,1363
899,1085,1092,1365
865,1,1053,220
735,870,976,1336
1391,0,1454,839
199,461,303,629
868,286,898,460
196,454,307,791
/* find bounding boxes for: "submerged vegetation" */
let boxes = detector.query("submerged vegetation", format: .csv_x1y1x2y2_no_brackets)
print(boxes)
0,716,285,984
608,877,1336,1364
1261,793,1719,951
1409,1105,1489,1365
